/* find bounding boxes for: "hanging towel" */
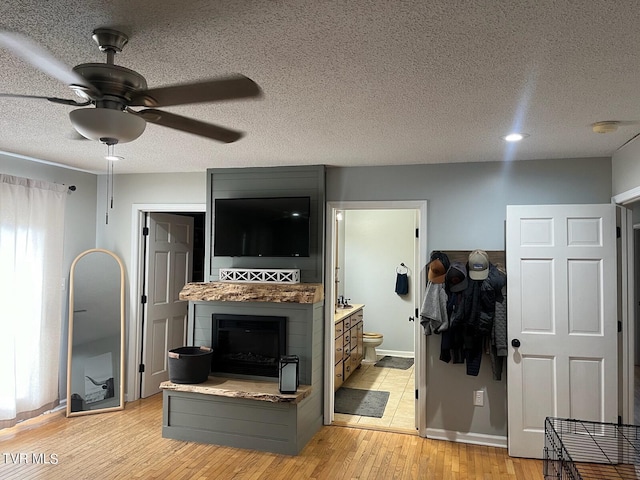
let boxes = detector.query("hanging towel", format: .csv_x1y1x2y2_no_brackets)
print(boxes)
395,272,409,295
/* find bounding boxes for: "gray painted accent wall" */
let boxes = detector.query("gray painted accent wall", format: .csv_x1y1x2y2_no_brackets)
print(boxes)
326,157,612,438
185,300,324,452
191,301,324,386
206,165,325,283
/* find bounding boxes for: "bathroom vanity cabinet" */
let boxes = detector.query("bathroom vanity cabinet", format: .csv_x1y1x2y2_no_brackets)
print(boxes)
334,304,364,390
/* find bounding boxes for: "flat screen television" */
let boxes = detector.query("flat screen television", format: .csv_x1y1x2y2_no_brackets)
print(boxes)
213,196,311,257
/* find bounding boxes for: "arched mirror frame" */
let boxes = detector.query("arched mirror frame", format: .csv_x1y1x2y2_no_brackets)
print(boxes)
66,248,126,417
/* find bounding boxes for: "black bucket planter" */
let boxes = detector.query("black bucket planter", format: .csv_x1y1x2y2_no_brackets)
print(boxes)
168,346,213,384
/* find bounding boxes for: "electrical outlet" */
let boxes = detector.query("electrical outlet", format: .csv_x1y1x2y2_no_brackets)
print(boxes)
474,390,484,407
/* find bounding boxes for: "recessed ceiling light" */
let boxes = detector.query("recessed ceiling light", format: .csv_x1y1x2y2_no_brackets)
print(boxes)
503,133,529,142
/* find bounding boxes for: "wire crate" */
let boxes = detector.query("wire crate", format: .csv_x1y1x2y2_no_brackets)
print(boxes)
544,417,640,480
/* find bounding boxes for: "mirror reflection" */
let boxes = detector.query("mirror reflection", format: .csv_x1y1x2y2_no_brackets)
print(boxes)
66,249,125,416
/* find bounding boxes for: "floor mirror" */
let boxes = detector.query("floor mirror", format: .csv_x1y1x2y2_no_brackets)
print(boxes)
66,248,125,416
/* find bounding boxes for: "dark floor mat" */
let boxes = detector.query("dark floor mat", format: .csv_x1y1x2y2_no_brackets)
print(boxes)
374,356,414,370
334,387,390,418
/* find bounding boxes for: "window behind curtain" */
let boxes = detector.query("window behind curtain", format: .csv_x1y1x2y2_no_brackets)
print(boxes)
0,174,67,428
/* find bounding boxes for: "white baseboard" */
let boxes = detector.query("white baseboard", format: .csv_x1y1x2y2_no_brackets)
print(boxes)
426,428,507,449
377,349,414,358
47,400,66,415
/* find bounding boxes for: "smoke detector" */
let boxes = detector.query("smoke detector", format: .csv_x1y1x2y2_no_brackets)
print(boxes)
591,121,620,133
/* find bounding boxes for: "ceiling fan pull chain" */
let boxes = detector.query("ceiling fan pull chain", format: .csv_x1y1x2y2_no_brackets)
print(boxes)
110,159,114,209
105,158,109,225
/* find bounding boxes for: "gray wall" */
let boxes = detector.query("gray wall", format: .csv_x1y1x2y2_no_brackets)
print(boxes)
0,152,97,402
95,171,206,258
94,171,207,398
326,157,612,438
2,153,614,439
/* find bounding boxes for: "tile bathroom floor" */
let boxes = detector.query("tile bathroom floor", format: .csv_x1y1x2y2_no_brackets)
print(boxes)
333,358,417,434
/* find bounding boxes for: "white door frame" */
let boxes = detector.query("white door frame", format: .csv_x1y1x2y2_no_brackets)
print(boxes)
611,190,637,424
617,206,634,424
323,200,428,436
634,227,640,368
127,203,205,402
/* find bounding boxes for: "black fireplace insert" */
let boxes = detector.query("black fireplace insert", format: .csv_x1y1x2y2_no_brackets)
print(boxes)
212,313,287,378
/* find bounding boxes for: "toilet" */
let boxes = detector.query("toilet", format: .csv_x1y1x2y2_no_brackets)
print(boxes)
363,332,384,363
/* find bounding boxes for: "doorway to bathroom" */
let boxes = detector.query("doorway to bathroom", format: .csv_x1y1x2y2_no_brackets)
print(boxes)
324,201,428,437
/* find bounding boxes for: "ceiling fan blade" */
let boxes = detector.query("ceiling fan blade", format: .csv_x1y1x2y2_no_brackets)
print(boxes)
0,31,100,96
129,75,262,107
0,93,90,106
133,108,244,143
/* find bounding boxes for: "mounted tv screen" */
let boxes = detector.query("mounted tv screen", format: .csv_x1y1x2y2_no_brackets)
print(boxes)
214,196,311,257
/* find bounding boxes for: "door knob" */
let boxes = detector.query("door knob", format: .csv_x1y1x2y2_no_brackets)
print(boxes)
511,338,521,348
409,316,415,322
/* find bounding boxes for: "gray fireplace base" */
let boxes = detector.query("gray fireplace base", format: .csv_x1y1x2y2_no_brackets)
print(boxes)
161,378,320,455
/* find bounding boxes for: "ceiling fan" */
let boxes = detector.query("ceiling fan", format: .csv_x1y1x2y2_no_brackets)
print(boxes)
0,28,262,145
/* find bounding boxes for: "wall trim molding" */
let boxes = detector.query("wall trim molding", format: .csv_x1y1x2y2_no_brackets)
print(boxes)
612,185,640,205
426,428,508,449
377,349,414,359
0,150,98,174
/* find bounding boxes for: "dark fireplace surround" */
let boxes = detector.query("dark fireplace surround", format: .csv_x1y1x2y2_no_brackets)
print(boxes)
211,313,287,378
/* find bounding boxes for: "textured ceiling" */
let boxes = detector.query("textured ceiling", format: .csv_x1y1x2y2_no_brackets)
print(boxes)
1,0,640,174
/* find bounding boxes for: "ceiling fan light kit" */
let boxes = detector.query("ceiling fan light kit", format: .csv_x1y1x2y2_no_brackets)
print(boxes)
69,108,146,144
0,28,262,146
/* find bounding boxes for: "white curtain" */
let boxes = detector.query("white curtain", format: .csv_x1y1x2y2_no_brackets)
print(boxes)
0,174,67,428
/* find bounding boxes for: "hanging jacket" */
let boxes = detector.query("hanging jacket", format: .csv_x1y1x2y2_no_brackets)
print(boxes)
489,266,507,380
419,281,448,335
458,263,504,376
490,291,508,380
461,278,496,337
440,291,465,363
492,291,507,356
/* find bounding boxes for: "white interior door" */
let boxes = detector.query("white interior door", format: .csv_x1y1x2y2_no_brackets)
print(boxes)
141,212,193,398
506,204,618,458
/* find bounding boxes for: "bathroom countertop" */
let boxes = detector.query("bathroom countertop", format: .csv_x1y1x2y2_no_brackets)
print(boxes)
334,303,364,323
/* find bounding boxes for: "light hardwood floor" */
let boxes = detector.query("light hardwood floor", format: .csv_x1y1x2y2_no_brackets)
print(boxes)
0,393,543,479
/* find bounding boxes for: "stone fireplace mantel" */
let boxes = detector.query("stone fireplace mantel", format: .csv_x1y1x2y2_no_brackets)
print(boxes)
179,281,324,304
160,377,312,404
